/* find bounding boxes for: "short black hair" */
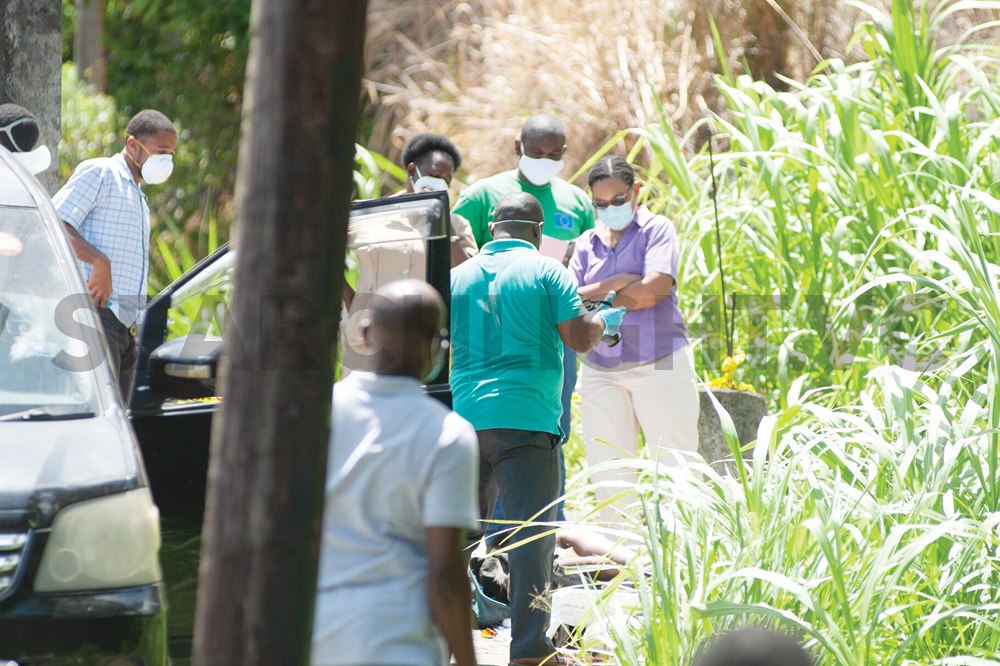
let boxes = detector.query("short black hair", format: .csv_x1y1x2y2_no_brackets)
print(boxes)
0,104,39,152
588,155,635,189
695,629,812,666
126,109,176,140
521,114,565,144
402,133,462,170
493,192,544,224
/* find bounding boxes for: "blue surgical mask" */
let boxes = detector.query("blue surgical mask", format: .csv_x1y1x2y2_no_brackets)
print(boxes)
597,201,635,230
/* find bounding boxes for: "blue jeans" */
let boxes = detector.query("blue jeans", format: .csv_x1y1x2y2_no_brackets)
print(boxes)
485,345,575,540
470,428,561,659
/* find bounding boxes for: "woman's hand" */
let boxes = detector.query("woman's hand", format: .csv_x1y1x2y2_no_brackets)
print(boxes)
612,272,674,311
578,273,642,300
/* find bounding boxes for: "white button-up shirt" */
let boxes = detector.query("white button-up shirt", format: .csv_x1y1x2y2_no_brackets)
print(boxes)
53,153,150,327
312,372,479,666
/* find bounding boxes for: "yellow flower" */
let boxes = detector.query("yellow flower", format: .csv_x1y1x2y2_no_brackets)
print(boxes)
708,354,754,392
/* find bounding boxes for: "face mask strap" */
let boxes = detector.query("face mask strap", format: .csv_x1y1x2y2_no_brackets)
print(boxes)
130,135,154,158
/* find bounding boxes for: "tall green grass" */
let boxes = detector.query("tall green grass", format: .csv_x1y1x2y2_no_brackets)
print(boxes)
572,0,1000,412
577,355,1000,665
564,2,1000,663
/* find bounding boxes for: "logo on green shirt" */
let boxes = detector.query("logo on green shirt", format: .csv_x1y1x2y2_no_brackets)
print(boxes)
553,212,573,230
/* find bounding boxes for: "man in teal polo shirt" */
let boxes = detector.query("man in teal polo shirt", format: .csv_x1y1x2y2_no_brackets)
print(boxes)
453,114,595,531
451,192,623,665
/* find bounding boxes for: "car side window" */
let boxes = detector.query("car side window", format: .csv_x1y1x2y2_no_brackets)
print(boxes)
165,253,235,343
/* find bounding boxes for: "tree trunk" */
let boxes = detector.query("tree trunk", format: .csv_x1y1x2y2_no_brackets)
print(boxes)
191,0,368,664
0,0,61,193
73,0,105,93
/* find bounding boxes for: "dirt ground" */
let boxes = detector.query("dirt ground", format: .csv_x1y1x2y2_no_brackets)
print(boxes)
472,627,512,666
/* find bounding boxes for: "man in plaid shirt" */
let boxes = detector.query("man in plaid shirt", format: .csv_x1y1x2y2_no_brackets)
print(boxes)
53,109,178,400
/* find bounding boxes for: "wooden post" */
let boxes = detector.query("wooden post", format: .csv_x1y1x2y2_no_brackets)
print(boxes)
0,0,61,192
191,0,368,664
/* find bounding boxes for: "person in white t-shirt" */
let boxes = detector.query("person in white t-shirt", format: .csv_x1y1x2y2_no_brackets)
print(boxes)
312,279,479,666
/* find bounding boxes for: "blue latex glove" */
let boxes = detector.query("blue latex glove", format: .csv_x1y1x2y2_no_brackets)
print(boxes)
593,291,626,337
595,307,626,337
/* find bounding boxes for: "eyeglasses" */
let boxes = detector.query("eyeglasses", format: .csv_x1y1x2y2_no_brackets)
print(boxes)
592,192,631,210
0,118,34,153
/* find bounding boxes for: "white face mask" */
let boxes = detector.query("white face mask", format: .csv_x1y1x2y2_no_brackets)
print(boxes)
411,166,448,192
11,144,51,175
518,154,563,187
141,154,174,184
597,200,635,231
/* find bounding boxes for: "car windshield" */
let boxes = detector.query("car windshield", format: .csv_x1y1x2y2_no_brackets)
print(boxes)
0,207,101,417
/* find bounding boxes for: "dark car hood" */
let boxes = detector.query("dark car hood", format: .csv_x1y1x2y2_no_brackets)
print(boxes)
0,417,137,525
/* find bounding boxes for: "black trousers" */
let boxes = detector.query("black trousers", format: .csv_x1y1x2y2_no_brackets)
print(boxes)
470,428,560,660
98,307,138,403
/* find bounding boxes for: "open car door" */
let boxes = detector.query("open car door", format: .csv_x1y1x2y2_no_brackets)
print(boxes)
128,191,454,660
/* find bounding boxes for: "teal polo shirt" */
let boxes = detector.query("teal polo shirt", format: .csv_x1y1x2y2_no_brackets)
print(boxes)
450,238,586,435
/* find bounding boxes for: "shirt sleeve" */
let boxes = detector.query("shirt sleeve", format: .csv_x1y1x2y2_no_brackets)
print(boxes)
579,197,596,233
452,185,491,249
451,212,479,257
422,413,480,530
51,161,106,231
544,261,586,324
643,215,680,279
567,234,587,287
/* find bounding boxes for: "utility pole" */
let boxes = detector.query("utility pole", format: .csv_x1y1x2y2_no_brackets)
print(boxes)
191,0,368,664
0,0,61,192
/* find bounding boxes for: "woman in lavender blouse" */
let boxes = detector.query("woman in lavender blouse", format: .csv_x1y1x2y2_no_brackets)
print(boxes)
568,156,699,523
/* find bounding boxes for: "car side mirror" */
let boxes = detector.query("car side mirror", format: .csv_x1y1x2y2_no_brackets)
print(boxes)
147,335,223,399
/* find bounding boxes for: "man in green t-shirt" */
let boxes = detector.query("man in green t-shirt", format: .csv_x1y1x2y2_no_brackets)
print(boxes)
452,114,595,259
452,114,595,528
450,192,622,665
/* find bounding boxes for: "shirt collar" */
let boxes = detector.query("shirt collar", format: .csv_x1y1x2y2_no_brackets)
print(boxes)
346,371,423,394
479,238,538,255
112,152,144,193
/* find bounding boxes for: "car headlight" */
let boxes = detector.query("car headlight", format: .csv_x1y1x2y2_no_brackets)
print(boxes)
34,489,162,592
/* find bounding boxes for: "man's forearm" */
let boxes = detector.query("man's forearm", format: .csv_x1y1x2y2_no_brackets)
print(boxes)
450,238,471,267
427,557,476,666
62,221,107,266
558,313,606,353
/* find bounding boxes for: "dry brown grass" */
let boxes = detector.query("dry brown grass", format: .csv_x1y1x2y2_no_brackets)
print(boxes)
362,0,999,187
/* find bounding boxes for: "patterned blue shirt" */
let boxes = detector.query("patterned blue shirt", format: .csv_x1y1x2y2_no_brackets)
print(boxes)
52,152,150,327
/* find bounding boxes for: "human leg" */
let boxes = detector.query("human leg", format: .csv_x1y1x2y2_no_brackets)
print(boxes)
467,436,500,553
578,363,640,524
556,345,577,521
98,308,135,402
118,328,138,403
484,495,505,549
633,347,701,463
477,428,560,660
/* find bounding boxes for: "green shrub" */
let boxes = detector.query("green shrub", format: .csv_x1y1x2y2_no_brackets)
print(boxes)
59,63,124,186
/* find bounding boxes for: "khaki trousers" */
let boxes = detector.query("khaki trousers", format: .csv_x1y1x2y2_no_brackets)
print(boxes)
579,346,700,523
